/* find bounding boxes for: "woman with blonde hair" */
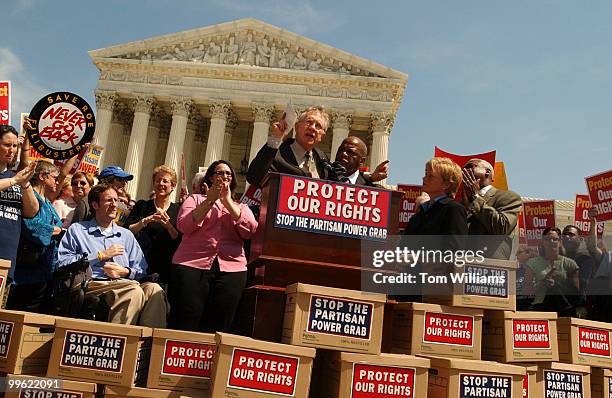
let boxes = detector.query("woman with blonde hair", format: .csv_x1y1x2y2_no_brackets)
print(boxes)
124,165,180,284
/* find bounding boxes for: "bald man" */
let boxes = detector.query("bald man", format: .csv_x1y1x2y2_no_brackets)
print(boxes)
462,158,522,259
334,136,378,186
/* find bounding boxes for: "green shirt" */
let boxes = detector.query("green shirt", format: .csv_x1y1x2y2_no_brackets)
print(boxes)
526,255,579,304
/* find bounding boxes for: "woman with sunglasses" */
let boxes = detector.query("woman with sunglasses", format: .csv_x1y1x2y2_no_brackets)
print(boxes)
523,227,580,315
8,161,63,312
170,160,257,332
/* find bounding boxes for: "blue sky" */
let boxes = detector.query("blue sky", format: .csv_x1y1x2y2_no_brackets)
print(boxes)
2,0,611,200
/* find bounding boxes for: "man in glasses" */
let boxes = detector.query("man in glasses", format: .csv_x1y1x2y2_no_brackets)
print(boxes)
247,106,331,188
461,158,522,259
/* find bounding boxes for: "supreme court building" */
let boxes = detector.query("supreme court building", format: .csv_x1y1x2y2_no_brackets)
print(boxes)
88,18,408,200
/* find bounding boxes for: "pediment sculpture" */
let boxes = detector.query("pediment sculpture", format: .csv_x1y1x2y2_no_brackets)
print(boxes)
118,30,381,78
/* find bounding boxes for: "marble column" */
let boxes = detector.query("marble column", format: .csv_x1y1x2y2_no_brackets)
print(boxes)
93,90,116,166
249,103,274,162
183,113,202,193
124,94,155,199
370,112,393,185
222,113,238,161
104,102,128,168
137,108,164,200
165,96,192,201
330,111,353,162
204,100,231,167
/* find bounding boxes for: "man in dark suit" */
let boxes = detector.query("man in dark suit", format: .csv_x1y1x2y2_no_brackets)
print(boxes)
247,106,332,188
334,136,383,186
461,158,522,259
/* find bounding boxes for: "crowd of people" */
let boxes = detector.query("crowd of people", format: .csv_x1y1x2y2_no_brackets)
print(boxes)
0,105,610,334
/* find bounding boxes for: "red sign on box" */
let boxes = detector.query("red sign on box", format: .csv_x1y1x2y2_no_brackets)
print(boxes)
161,340,215,378
397,184,421,230
0,81,10,125
522,374,528,398
352,363,416,397
575,194,604,237
227,348,299,396
512,320,551,349
522,201,556,246
423,312,473,346
585,170,612,222
578,326,611,357
275,174,392,241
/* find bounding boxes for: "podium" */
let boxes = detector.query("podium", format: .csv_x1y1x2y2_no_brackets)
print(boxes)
234,173,403,341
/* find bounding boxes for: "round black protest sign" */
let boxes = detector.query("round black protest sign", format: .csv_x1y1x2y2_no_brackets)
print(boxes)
28,92,95,160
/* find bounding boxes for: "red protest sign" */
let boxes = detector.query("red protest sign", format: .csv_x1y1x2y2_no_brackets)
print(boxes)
0,81,10,125
352,363,416,397
240,184,262,207
577,326,611,358
434,147,496,169
162,340,215,378
575,194,604,237
512,319,551,349
523,200,556,246
228,349,298,395
434,147,496,200
275,175,391,241
397,184,421,230
585,170,612,223
423,312,474,347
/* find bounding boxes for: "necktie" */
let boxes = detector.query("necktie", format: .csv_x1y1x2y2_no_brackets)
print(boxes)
303,152,319,178
339,175,350,183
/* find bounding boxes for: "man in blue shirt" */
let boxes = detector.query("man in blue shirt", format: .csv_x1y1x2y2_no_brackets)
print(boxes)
58,183,166,327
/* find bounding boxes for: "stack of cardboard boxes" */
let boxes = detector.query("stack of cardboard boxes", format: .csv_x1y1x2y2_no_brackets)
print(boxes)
2,256,612,397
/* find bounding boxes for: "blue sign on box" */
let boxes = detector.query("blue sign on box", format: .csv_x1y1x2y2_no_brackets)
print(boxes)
307,295,373,340
60,330,126,373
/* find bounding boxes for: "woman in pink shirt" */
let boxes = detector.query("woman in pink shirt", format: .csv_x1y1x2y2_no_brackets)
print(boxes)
170,160,257,332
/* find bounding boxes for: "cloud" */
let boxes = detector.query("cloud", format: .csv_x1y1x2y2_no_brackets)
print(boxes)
211,0,344,35
12,0,36,14
0,48,47,125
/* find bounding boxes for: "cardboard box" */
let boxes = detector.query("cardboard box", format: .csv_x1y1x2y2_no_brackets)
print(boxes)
522,365,538,398
47,317,152,387
282,283,386,354
316,350,430,398
4,373,97,398
389,302,483,360
483,311,559,363
424,258,518,311
210,332,316,398
520,362,591,398
147,328,214,393
558,317,612,368
0,259,10,308
426,356,525,398
591,368,612,398
105,385,202,398
0,310,56,375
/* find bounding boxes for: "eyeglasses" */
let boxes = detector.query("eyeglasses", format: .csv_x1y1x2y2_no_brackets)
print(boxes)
47,174,59,182
214,171,232,177
71,180,88,186
543,237,560,242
